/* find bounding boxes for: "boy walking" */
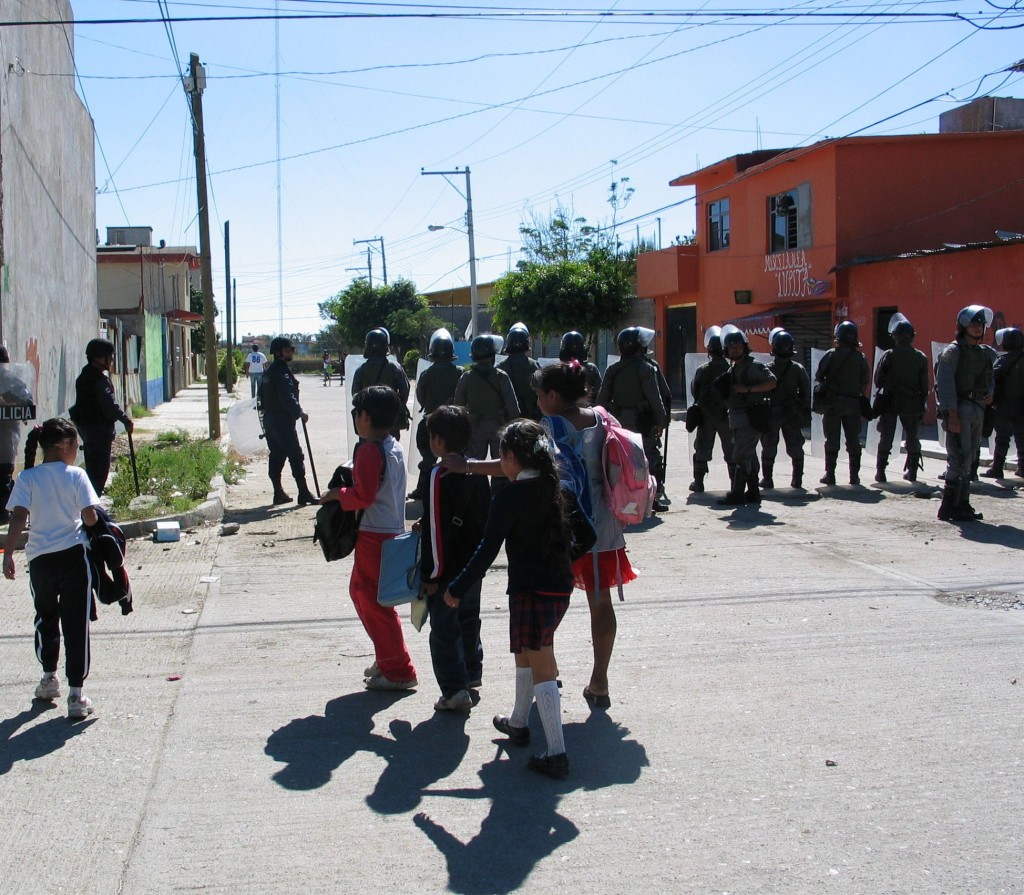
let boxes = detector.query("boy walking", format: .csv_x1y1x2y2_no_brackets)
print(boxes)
419,406,490,711
321,386,417,690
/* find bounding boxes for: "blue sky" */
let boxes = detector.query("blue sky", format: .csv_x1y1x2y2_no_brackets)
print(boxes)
70,1,1024,338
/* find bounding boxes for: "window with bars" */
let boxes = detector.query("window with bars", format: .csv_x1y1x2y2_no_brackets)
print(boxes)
768,184,811,252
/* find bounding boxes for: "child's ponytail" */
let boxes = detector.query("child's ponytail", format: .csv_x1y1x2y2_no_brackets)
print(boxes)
24,417,79,469
23,426,42,469
499,420,572,570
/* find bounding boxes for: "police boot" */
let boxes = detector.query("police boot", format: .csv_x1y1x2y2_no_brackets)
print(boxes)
759,461,774,490
653,490,671,513
874,453,888,484
937,482,962,522
689,458,707,493
271,475,293,505
820,453,837,486
295,478,318,506
957,480,983,520
745,468,762,503
981,444,1006,478
717,467,746,506
970,457,980,482
903,452,922,483
849,452,862,486
791,456,804,489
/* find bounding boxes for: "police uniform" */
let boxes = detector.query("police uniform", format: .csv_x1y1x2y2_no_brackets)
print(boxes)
411,358,463,498
816,344,870,485
261,356,314,504
873,342,929,481
723,353,775,502
453,364,520,461
497,352,541,420
352,355,411,438
597,354,666,443
760,354,810,488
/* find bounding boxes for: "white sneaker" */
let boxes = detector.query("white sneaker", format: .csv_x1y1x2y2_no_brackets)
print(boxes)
364,673,417,692
35,674,60,701
67,694,94,720
434,690,472,712
363,660,380,679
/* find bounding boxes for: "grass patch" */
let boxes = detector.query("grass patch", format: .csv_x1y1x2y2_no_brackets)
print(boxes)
130,404,154,418
107,429,244,520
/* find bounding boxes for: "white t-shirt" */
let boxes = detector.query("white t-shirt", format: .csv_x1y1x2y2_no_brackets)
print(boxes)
8,462,99,561
247,351,268,374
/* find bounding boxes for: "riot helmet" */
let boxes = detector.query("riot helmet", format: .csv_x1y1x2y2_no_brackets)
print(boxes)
86,338,116,361
956,305,994,331
505,323,531,353
770,329,795,357
888,312,915,343
470,335,497,361
363,328,390,358
704,325,723,355
269,336,294,356
996,327,1023,352
834,321,860,347
616,327,642,355
427,328,455,361
721,324,749,356
637,327,656,350
559,331,588,363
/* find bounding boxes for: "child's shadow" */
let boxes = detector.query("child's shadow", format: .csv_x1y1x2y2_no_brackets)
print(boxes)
414,712,648,895
0,703,96,774
264,691,411,790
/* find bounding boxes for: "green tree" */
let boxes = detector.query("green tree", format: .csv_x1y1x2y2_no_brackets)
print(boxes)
318,277,441,360
190,285,218,354
490,208,634,344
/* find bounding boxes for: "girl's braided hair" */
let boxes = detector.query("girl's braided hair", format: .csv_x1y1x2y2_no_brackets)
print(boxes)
24,417,78,470
499,419,572,570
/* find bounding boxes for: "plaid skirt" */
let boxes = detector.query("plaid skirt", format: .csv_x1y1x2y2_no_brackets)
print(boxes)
509,591,570,653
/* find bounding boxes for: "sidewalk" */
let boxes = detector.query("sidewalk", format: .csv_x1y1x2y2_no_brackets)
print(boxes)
1,376,1022,894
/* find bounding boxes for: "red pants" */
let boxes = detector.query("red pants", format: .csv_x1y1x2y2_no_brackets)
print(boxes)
350,532,416,681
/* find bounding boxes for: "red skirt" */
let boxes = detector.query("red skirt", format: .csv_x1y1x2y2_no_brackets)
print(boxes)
572,548,636,591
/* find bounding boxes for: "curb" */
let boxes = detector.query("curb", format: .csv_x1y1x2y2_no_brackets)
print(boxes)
117,474,227,541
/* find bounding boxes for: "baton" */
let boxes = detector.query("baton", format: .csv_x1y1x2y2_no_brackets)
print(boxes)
300,417,320,495
127,431,141,497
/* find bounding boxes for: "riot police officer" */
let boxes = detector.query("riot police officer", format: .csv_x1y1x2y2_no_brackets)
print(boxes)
935,305,995,521
559,331,602,403
815,321,870,486
873,313,929,483
598,327,668,509
497,322,541,420
410,328,463,500
759,328,810,489
717,326,775,505
261,336,316,506
689,326,733,493
351,328,411,438
69,338,134,495
638,328,673,512
982,327,1024,478
453,334,519,461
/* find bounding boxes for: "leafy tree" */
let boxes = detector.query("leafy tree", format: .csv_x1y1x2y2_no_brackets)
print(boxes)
318,277,441,360
490,208,634,344
190,285,218,353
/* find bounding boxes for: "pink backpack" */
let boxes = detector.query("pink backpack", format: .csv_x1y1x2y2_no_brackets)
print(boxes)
594,406,656,526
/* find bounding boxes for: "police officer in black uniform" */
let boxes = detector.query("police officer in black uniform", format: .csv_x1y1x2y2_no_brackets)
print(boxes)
983,326,1024,479
598,327,667,509
689,326,733,493
559,331,602,403
717,326,776,505
261,336,316,506
873,313,929,483
759,327,810,489
410,328,463,501
497,322,541,421
351,327,411,439
638,328,673,512
453,334,519,462
815,321,870,486
70,338,134,495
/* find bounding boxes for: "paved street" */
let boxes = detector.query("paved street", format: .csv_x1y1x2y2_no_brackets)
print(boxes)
1,378,1022,894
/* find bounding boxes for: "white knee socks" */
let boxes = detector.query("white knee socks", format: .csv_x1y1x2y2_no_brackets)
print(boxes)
534,679,565,756
509,667,534,727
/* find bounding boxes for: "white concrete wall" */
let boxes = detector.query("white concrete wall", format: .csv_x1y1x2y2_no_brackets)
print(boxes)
1,0,97,417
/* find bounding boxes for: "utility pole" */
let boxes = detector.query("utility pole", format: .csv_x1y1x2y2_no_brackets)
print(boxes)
224,220,233,393
421,167,479,339
354,236,387,285
185,52,220,439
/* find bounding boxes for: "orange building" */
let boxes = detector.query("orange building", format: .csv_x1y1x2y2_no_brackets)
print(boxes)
637,128,1024,402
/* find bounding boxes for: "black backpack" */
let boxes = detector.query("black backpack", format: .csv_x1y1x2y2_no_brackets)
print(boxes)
313,442,386,562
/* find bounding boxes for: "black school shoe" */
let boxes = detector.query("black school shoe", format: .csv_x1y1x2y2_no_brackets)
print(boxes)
492,715,530,746
528,753,569,779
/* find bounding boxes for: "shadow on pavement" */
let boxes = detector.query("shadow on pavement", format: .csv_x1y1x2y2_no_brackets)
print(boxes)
414,711,648,895
815,486,885,503
0,702,96,774
953,522,1024,550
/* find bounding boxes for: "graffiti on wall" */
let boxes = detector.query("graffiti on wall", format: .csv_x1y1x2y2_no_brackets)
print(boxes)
764,249,831,299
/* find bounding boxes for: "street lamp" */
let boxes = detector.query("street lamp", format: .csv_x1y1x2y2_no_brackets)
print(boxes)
421,166,480,339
